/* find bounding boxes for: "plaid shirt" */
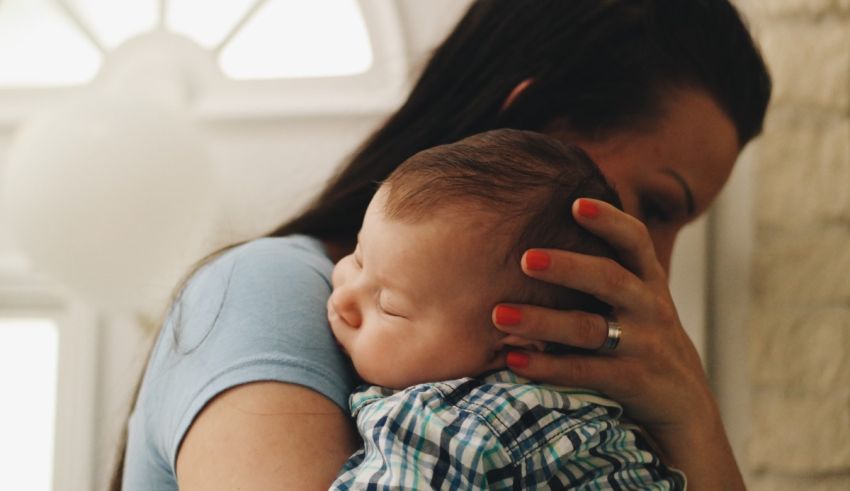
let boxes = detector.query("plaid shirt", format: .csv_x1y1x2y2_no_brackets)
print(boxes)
331,370,685,490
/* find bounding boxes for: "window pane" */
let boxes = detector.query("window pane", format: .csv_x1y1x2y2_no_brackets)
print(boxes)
0,0,101,87
66,0,158,50
0,319,58,491
220,0,373,79
167,0,257,49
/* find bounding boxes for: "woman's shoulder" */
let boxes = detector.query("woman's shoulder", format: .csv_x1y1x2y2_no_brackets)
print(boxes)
230,234,330,262
146,233,349,396
209,234,332,278
127,235,353,486
162,234,337,359
184,234,334,302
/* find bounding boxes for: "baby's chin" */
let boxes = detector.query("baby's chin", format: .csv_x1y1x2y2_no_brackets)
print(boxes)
354,364,481,390
355,369,406,389
353,363,419,390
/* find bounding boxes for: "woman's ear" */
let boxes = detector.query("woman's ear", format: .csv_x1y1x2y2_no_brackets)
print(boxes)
500,78,535,111
497,334,547,352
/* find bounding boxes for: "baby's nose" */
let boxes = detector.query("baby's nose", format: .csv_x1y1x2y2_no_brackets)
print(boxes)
332,289,362,328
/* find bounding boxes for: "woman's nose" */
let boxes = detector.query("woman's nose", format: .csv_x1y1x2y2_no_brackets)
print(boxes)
332,287,362,328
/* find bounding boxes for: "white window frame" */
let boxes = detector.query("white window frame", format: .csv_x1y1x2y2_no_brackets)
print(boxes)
0,270,99,491
197,1,409,120
0,1,408,128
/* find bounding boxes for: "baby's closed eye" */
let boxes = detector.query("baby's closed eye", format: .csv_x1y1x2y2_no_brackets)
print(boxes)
377,291,407,318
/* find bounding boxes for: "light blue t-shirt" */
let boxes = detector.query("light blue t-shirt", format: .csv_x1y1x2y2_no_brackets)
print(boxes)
122,235,355,490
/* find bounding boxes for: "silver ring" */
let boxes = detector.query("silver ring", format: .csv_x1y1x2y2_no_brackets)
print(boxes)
599,320,622,352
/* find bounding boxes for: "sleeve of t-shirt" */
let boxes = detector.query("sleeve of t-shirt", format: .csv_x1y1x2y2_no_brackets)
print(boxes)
139,236,356,474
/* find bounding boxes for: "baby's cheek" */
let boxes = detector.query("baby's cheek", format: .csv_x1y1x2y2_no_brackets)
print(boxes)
347,333,385,384
364,338,418,388
354,357,401,388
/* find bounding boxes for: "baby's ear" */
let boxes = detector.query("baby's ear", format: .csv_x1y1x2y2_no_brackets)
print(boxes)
497,334,547,352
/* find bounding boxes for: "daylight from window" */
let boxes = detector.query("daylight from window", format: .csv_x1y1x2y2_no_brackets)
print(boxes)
0,0,372,87
0,319,58,491
218,0,373,79
0,0,101,86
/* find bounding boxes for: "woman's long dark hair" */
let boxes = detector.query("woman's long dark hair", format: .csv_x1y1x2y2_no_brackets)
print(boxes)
110,0,771,488
270,0,771,248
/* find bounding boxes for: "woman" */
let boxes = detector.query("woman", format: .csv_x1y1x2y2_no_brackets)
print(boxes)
115,0,771,489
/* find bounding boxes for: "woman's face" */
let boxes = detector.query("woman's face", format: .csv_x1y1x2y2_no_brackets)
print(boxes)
544,89,741,273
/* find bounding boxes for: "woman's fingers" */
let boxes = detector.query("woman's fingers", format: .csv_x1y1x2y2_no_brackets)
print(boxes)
504,350,631,396
521,248,654,314
497,196,714,437
571,198,666,284
493,304,615,351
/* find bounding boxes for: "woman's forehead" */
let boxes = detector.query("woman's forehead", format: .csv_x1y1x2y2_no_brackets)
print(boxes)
546,89,739,215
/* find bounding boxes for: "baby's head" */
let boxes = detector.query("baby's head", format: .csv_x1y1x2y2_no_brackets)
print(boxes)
327,129,621,388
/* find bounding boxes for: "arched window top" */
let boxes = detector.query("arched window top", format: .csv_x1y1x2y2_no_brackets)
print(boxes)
0,0,377,88
0,0,102,86
216,0,372,80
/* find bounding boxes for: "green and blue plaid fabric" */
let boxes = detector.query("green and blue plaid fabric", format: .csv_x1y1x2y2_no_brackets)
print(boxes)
331,370,685,490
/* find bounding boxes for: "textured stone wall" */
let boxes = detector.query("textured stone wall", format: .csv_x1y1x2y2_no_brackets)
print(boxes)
738,1,850,489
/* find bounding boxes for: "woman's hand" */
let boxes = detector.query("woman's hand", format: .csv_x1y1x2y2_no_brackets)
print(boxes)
492,198,744,490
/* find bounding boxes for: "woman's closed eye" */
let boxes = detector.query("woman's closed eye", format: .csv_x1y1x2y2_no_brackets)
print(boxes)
638,195,676,224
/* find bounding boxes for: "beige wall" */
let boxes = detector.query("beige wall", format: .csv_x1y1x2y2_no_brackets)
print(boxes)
738,1,850,489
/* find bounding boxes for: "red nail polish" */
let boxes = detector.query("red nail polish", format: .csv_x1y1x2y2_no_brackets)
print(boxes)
577,199,600,218
506,351,530,369
525,250,551,271
494,305,522,325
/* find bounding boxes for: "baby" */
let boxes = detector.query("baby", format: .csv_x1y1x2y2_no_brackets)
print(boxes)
327,129,684,490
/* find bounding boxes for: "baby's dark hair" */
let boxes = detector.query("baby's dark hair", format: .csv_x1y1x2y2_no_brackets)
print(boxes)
382,128,622,315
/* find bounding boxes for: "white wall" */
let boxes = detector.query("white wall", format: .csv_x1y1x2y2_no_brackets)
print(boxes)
736,2,850,489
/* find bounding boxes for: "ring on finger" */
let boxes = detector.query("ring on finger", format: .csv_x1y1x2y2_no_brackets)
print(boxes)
598,320,622,352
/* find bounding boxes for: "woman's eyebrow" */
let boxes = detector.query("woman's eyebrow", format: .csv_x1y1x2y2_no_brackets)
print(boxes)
661,168,696,217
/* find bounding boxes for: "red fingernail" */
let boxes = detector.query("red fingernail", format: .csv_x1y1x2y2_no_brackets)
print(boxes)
506,351,530,369
525,250,551,271
494,305,522,325
577,199,600,218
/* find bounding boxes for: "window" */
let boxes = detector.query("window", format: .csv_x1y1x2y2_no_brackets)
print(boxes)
0,318,59,491
0,222,101,490
218,0,372,79
0,0,375,87
0,0,101,86
0,0,405,123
